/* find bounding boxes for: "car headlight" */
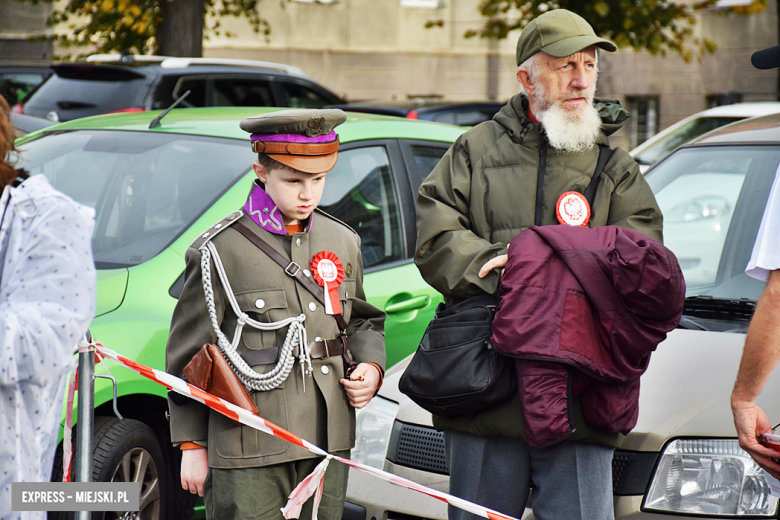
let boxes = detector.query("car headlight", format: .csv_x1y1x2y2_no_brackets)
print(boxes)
351,396,399,469
644,439,778,516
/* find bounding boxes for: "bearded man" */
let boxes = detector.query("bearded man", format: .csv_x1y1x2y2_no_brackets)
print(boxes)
414,9,663,520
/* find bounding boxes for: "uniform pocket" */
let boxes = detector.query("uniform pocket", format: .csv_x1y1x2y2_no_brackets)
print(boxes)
212,388,290,459
235,289,289,351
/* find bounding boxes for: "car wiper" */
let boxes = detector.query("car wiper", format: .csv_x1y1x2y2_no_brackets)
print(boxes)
676,315,710,331
683,295,756,321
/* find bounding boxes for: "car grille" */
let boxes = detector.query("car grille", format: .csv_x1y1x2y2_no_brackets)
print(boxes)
612,452,631,492
611,450,658,495
391,423,449,474
389,423,657,495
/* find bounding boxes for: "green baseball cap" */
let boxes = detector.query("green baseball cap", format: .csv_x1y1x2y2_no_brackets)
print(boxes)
516,9,617,66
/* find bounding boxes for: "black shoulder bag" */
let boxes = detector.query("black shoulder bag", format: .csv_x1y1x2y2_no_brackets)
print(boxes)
398,144,614,417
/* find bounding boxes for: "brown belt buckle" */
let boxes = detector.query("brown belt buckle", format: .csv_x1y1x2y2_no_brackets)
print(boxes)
285,262,301,276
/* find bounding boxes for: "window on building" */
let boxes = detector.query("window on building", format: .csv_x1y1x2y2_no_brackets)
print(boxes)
627,96,660,149
292,0,337,3
706,93,744,108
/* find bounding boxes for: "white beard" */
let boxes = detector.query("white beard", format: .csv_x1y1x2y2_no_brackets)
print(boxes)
532,90,602,154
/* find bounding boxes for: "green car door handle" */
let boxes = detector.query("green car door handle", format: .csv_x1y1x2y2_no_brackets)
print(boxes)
385,295,430,314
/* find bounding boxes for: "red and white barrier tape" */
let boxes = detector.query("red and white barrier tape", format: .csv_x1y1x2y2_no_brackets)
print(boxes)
78,342,516,520
62,362,78,482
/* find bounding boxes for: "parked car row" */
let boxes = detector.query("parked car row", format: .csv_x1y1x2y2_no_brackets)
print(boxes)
6,55,504,136
629,102,780,172
9,53,780,520
12,56,344,123
326,99,504,127
14,103,780,520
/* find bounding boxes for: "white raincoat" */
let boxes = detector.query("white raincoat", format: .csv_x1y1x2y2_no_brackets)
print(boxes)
0,175,95,520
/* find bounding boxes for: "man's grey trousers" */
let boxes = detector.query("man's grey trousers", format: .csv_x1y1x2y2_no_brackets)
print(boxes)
444,430,615,520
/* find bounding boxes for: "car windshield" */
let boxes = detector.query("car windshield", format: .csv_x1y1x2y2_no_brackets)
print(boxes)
634,117,742,165
646,145,780,306
15,130,255,269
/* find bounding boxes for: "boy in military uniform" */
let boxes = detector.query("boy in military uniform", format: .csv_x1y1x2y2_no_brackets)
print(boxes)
166,109,386,520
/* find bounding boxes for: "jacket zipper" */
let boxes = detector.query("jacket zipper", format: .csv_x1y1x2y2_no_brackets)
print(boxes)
535,135,547,226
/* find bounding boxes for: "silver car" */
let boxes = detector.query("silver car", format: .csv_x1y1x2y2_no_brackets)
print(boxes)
629,102,780,173
345,112,780,520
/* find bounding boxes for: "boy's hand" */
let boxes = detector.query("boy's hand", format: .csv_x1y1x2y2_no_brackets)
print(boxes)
180,448,209,497
340,363,381,408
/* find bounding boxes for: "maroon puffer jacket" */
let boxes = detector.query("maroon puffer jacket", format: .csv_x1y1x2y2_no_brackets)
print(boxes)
491,225,685,448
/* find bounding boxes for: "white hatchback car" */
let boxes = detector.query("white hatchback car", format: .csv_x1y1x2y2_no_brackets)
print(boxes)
344,112,780,520
630,102,780,173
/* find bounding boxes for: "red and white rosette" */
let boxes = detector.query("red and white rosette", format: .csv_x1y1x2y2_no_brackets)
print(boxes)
311,251,344,315
556,191,591,227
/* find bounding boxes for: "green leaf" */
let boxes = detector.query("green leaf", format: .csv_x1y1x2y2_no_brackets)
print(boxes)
466,0,759,60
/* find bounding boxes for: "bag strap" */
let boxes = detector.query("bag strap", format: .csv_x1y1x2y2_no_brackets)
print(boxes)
231,221,358,374
231,220,350,333
583,145,614,207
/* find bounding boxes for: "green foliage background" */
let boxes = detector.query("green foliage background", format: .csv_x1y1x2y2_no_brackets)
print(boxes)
431,0,768,62
16,0,770,61
15,0,271,57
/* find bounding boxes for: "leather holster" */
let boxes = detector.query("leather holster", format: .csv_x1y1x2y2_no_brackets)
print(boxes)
183,344,260,416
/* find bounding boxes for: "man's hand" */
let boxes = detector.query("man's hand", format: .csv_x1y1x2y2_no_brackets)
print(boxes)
731,270,780,476
340,363,381,408
479,254,507,279
731,399,780,479
180,448,209,497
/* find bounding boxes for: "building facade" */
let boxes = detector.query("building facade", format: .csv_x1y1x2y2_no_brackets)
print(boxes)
204,0,779,150
0,2,53,62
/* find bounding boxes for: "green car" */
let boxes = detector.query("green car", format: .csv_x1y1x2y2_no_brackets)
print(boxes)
13,107,465,520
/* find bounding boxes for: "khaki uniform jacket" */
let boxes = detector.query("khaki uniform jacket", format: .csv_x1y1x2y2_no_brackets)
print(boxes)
414,93,663,446
166,206,386,469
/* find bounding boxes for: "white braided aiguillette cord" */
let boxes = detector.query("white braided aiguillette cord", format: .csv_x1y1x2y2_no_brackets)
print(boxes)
206,241,314,379
200,241,310,391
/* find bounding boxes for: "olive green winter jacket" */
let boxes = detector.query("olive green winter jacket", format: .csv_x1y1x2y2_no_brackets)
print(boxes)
414,93,663,446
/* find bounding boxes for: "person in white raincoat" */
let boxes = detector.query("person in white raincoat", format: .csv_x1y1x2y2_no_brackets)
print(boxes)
0,98,96,519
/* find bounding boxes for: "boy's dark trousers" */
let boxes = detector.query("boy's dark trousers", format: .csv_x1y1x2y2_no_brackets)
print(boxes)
203,450,350,520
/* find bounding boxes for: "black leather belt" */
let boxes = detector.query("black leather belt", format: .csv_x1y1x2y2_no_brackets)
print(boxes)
240,339,344,366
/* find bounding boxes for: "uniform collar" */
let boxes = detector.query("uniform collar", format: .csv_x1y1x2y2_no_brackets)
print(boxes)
243,180,313,236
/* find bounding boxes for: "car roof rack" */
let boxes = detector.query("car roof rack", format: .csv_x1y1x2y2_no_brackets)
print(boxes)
86,55,166,64
86,54,308,77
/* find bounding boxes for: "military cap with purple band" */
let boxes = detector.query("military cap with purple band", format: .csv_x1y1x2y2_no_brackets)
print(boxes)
239,109,348,174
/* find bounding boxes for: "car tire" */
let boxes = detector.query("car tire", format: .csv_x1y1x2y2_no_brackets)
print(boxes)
50,416,168,520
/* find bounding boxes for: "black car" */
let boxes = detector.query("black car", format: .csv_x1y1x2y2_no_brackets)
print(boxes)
327,99,504,127
15,55,344,122
0,64,52,107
